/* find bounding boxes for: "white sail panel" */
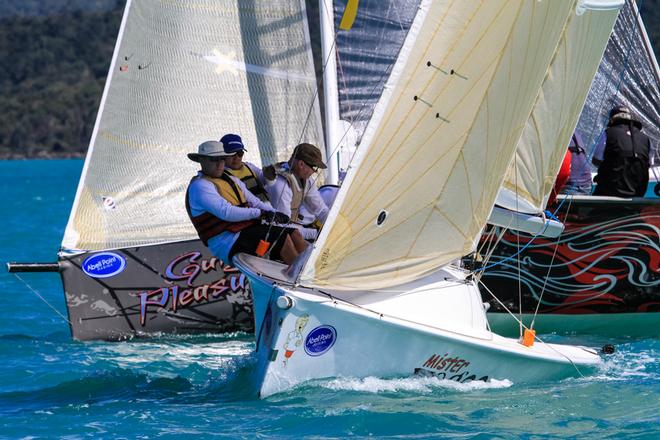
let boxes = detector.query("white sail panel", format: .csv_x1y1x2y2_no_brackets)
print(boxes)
499,2,621,213
300,0,576,290
62,0,324,251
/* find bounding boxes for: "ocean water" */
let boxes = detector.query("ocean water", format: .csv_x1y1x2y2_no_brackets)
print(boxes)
0,159,658,439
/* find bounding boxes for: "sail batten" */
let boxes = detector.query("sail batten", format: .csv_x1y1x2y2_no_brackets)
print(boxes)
301,0,579,290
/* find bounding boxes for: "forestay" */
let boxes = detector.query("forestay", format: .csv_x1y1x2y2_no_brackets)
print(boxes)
300,0,578,290
62,0,324,252
499,0,622,214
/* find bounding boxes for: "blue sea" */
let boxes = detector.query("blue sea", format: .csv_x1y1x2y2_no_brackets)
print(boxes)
0,159,658,439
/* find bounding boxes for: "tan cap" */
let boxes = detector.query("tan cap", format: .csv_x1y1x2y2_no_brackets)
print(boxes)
187,140,233,162
292,143,327,169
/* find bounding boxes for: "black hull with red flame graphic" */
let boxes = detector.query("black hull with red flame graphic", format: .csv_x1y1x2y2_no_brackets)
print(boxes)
479,196,659,326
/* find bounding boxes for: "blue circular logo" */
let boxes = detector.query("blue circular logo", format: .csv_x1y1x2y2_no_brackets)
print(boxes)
304,325,337,356
82,252,126,278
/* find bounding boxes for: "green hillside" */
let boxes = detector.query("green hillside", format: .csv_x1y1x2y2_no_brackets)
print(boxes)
0,3,124,158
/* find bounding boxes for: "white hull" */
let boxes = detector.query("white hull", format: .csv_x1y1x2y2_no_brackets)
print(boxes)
234,254,602,398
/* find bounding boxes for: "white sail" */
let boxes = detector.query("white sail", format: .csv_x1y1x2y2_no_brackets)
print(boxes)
62,0,324,252
498,0,622,214
299,0,579,290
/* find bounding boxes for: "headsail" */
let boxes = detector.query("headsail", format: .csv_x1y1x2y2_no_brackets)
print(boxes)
62,0,324,252
499,0,623,214
300,0,579,290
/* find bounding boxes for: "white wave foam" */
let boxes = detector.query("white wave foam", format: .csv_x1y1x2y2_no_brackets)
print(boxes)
320,376,512,394
589,349,658,382
89,340,253,370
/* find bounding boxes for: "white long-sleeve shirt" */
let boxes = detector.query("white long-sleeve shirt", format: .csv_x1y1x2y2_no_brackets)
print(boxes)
187,172,273,262
265,169,329,225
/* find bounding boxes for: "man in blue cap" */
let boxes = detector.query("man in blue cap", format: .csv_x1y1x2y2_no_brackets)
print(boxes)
222,133,270,203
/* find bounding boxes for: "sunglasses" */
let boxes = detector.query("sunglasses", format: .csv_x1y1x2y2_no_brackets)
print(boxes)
235,151,244,158
304,161,319,173
207,156,226,163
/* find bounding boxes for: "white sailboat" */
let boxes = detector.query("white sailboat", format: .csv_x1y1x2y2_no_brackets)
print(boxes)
234,0,623,397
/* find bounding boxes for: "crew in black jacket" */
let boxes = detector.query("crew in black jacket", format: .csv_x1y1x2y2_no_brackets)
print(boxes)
593,105,652,197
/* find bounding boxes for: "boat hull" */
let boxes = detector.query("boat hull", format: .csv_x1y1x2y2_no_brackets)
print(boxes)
60,239,253,340
234,255,601,398
480,195,659,336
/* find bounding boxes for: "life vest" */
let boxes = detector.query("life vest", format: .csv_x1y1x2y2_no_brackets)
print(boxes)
594,121,650,198
185,172,255,245
274,162,305,223
226,163,269,202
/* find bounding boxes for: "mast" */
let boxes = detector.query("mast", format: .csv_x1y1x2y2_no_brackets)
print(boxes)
319,0,340,184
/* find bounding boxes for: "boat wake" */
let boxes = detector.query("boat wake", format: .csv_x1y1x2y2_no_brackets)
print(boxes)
320,376,513,394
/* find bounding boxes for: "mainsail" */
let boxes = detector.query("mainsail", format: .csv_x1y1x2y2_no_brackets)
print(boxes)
300,0,580,290
62,0,324,252
499,1,622,214
576,0,660,157
333,0,419,146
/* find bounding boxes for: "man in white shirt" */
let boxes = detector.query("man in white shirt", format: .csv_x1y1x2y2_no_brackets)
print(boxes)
185,140,308,265
263,143,329,240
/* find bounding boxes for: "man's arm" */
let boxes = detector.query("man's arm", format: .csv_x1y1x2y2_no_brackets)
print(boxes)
233,176,273,211
304,182,329,223
189,179,261,221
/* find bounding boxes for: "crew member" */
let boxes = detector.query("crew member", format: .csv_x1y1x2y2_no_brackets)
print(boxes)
263,143,329,240
186,140,308,265
561,131,593,195
592,105,651,197
221,133,269,202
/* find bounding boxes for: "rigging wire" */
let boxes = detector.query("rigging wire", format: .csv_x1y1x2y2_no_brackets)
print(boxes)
530,195,575,330
478,279,586,378
12,273,72,326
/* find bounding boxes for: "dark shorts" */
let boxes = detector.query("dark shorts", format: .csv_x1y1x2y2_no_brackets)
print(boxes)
228,224,296,262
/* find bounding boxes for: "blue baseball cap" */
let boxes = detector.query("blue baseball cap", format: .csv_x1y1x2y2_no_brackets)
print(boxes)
220,133,246,154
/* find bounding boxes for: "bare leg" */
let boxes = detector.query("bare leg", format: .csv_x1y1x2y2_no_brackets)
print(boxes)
279,235,299,265
290,229,308,253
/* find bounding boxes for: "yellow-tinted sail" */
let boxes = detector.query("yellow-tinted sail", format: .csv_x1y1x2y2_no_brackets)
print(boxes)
500,1,622,213
301,0,578,290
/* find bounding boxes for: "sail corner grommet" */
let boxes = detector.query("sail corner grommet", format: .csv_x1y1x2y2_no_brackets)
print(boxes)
376,210,388,227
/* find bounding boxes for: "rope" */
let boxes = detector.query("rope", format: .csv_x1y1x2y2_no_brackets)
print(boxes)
530,196,575,329
478,278,586,378
12,273,72,326
474,196,568,273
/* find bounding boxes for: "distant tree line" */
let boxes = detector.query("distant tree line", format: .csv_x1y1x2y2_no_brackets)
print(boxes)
0,0,657,159
0,0,119,19
0,2,124,158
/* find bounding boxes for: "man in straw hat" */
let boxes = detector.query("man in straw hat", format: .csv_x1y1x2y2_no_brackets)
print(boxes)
262,143,330,239
186,140,308,265
592,105,652,197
